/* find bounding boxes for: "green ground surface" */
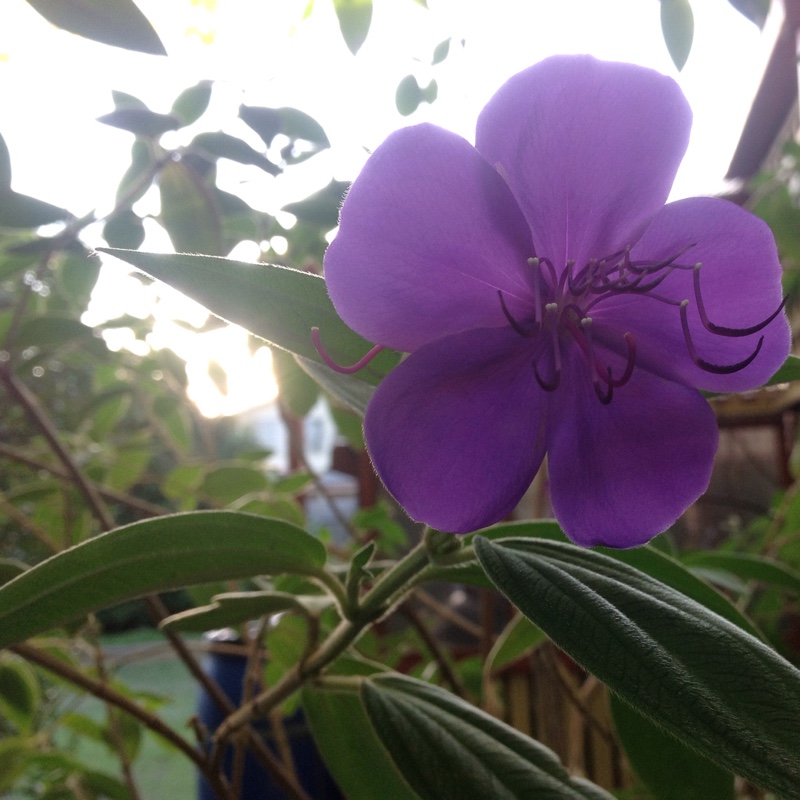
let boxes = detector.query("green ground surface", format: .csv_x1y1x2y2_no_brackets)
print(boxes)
60,631,199,798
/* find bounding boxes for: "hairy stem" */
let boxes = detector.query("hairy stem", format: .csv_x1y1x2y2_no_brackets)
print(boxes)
212,542,432,749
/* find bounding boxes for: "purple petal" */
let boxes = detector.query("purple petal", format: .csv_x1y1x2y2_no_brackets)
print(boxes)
594,196,790,393
476,55,691,271
547,349,718,548
324,124,535,353
364,327,548,533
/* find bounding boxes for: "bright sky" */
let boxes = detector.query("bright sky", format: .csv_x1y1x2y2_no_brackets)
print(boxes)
0,0,782,415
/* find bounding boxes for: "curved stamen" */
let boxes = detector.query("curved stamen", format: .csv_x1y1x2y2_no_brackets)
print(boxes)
534,360,561,391
679,301,764,374
693,263,787,337
527,258,543,324
594,367,613,405
498,291,535,337
533,303,561,391
311,327,385,374
609,333,637,388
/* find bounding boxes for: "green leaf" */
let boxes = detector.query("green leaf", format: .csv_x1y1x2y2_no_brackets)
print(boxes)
683,551,800,596
239,105,329,150
297,356,374,414
0,511,326,649
115,140,154,207
660,0,694,70
395,75,438,116
282,179,349,229
303,684,420,800
199,465,269,506
272,348,320,417
15,316,95,353
160,590,315,632
0,656,41,733
486,613,545,674
24,0,165,55
96,249,400,384
727,0,770,28
0,559,27,586
767,353,800,385
474,537,800,797
0,132,12,187
330,404,365,448
112,90,148,111
333,0,372,54
432,37,450,65
362,674,613,799
158,160,223,255
170,80,213,127
189,132,280,175
96,109,181,137
103,209,146,250
0,190,71,228
611,695,733,800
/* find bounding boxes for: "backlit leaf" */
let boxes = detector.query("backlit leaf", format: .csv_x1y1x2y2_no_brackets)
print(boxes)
158,160,222,255
96,249,400,384
333,0,372,54
660,0,694,70
24,0,166,55
170,80,213,127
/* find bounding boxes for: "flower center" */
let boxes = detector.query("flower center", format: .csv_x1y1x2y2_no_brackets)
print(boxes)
498,246,785,405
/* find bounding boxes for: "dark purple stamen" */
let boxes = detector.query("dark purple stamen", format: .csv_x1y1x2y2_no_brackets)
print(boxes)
692,263,787,337
679,301,764,374
499,242,780,402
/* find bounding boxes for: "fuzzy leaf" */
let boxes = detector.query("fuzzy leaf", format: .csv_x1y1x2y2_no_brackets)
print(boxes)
475,537,800,798
0,511,326,649
362,674,613,799
96,249,400,384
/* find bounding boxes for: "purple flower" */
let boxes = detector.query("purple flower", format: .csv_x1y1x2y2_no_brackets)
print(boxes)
322,55,790,547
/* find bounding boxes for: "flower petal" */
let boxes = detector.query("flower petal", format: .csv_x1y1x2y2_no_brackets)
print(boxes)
595,196,791,393
364,327,548,533
324,124,535,353
476,55,691,271
547,349,718,548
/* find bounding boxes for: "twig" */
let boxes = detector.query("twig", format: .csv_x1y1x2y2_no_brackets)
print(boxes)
3,370,313,799
10,642,236,799
0,441,170,517
0,371,116,530
0,493,60,554
413,589,484,638
400,601,468,699
89,629,142,800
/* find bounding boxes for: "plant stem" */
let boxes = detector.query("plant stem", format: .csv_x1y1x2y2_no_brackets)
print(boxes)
0,441,170,517
10,642,236,799
212,542,432,749
2,369,313,800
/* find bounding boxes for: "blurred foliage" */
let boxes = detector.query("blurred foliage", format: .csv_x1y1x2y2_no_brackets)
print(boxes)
0,2,798,799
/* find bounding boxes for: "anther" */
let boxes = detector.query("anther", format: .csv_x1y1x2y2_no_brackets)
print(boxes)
311,327,385,374
679,301,764,374
692,263,787,337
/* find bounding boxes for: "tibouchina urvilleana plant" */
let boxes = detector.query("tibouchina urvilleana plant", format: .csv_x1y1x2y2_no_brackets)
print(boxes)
322,54,791,547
